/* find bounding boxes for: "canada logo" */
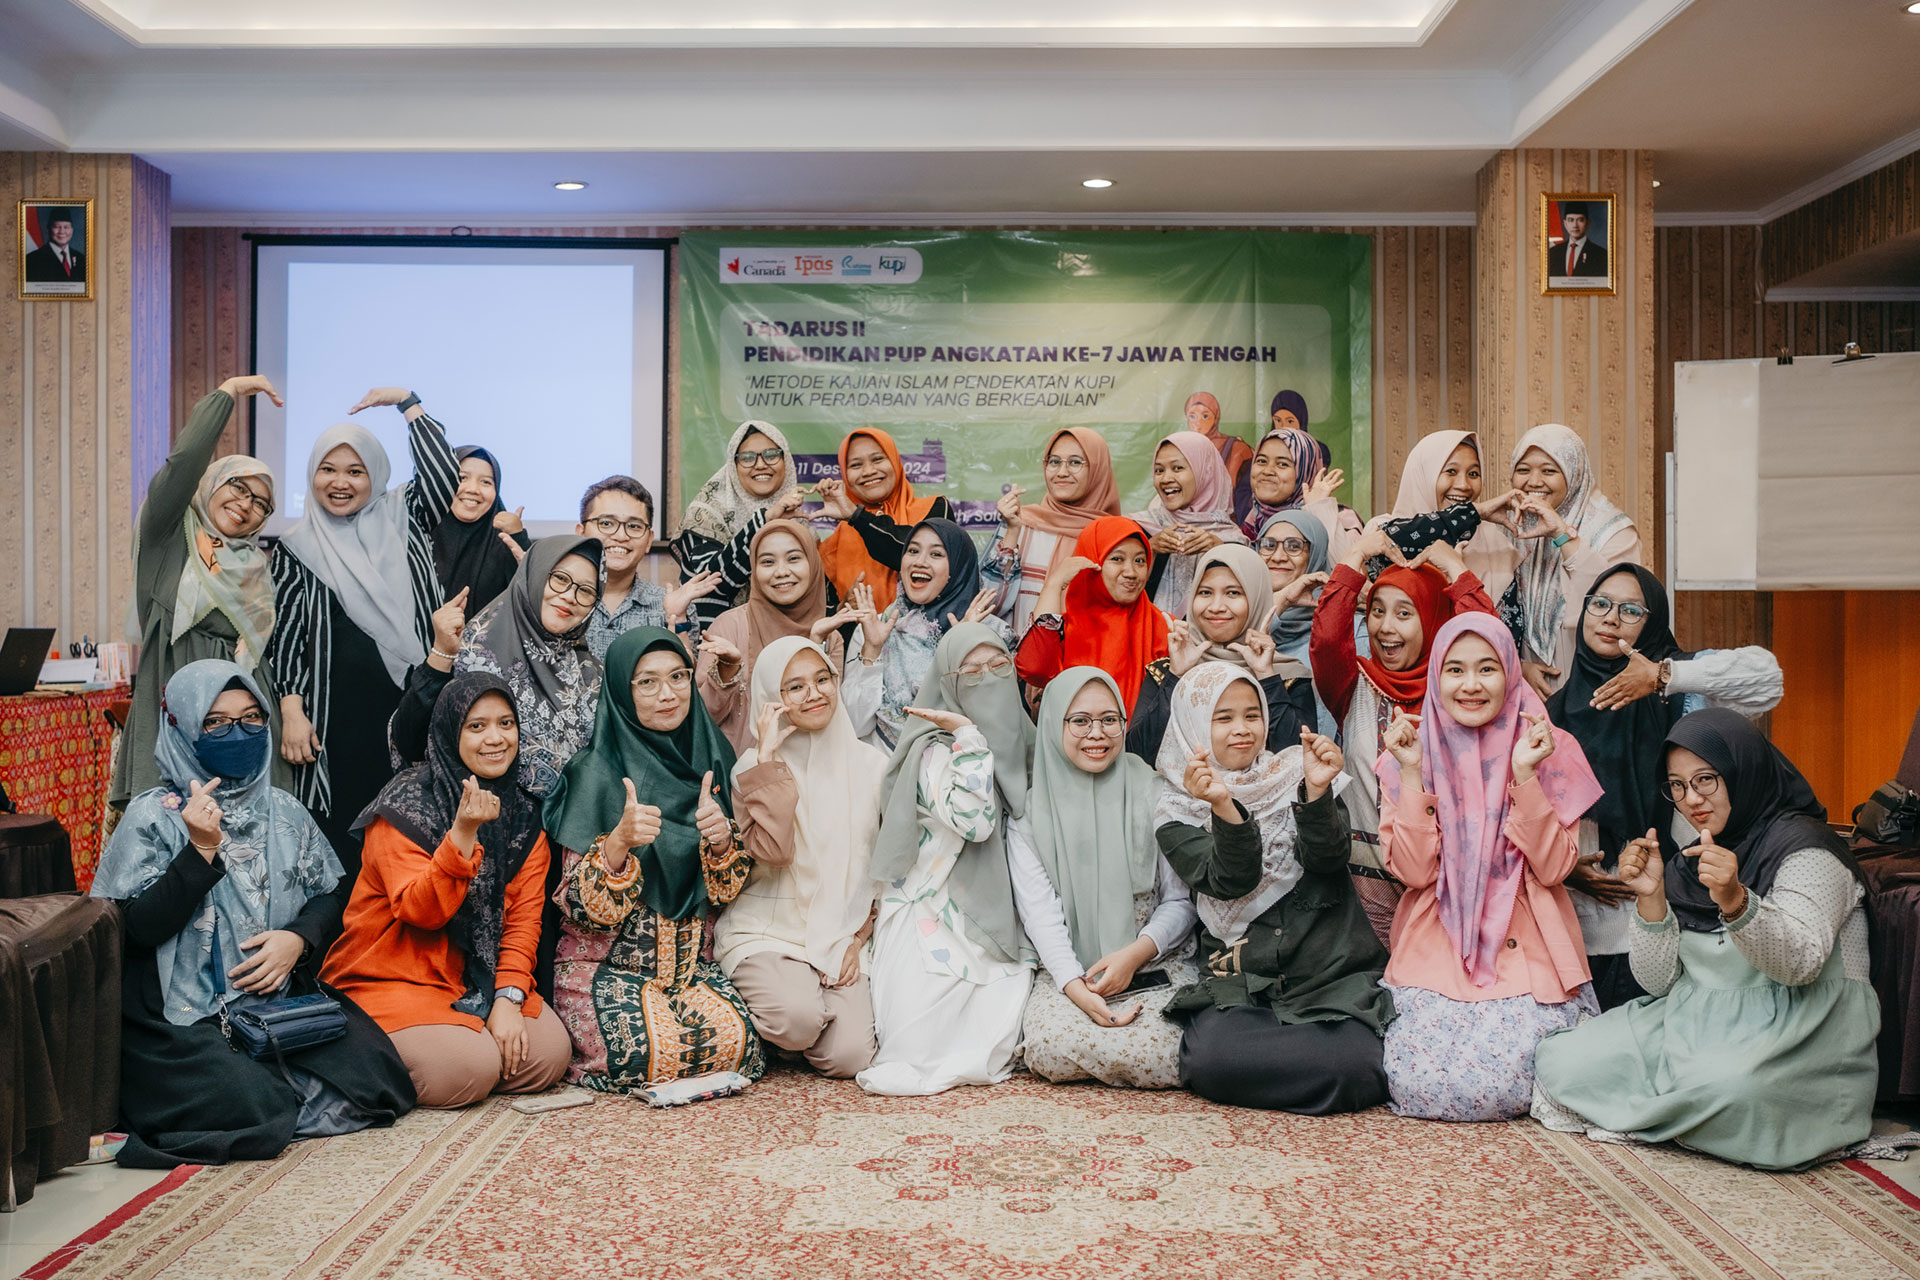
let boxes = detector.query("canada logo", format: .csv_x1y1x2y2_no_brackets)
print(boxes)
726,258,741,275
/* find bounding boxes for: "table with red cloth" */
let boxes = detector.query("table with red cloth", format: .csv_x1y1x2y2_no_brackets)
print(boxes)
0,688,128,893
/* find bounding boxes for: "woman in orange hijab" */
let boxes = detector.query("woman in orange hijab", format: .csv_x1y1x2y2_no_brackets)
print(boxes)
1014,516,1171,713
816,428,953,603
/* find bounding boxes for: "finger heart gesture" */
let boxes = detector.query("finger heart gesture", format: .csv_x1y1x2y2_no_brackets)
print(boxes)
184,776,225,850
755,701,795,758
1299,728,1344,793
1383,707,1423,768
1511,711,1557,774
456,775,501,826
1690,826,1745,915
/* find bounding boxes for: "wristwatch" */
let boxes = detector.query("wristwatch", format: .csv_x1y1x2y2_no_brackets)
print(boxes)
493,986,526,1007
397,392,422,413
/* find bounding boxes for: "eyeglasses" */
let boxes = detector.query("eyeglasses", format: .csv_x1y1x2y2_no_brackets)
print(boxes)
1663,771,1721,802
218,477,274,519
202,708,268,735
1043,456,1088,473
734,447,786,467
1064,712,1126,738
1585,595,1650,624
633,669,693,698
586,515,650,540
1256,536,1309,556
780,671,838,700
956,656,1016,686
546,570,600,607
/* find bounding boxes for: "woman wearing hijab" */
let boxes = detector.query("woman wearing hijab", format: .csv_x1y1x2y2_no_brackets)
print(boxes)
1310,527,1498,942
1237,425,1361,556
433,446,529,613
94,659,413,1166
1256,509,1331,664
1014,516,1170,714
670,420,809,632
1508,423,1642,696
1126,544,1314,766
842,517,1003,751
1375,613,1604,1121
323,673,571,1107
1154,663,1394,1113
859,623,1034,1096
1385,430,1524,603
1545,565,1783,1009
1009,668,1197,1088
1130,431,1249,617
720,637,888,1078
696,518,847,752
390,534,605,798
117,376,285,808
814,427,954,604
982,427,1124,637
268,386,462,872
543,628,765,1091
1532,710,1877,1169
1184,391,1254,516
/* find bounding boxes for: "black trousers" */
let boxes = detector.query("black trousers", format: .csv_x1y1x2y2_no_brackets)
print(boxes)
1178,1006,1388,1115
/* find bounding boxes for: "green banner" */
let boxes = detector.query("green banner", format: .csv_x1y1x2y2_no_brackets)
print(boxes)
675,230,1372,527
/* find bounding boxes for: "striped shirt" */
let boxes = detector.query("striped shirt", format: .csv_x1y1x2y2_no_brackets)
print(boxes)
267,409,459,817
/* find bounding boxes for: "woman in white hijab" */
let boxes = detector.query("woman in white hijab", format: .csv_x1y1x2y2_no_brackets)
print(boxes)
267,386,461,874
1506,424,1641,698
720,636,887,1078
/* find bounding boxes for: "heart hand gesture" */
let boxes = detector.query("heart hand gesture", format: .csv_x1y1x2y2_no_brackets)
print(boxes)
815,478,858,521
755,701,796,760
1511,711,1557,781
904,706,970,734
1590,645,1662,709
1272,570,1328,613
431,587,470,660
1165,623,1207,677
1382,706,1423,769
1302,466,1345,507
449,775,501,853
665,570,723,626
1692,826,1746,918
1182,747,1235,819
1227,611,1278,679
995,485,1027,530
1615,829,1665,899
183,776,225,855
348,386,412,415
1299,729,1344,799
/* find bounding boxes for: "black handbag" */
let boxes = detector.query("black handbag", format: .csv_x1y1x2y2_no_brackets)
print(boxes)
1855,780,1920,848
211,929,348,1067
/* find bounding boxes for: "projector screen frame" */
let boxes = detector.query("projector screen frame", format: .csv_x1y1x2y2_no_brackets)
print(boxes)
247,231,676,539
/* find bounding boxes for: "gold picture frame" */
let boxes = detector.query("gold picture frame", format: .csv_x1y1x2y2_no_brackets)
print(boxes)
17,197,95,301
1539,192,1615,297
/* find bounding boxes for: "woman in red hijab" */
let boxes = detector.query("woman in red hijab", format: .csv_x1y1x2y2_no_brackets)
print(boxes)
816,428,952,604
1308,527,1498,942
1014,516,1170,713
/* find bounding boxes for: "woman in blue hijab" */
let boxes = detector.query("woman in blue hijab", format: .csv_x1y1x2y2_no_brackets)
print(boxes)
93,658,413,1166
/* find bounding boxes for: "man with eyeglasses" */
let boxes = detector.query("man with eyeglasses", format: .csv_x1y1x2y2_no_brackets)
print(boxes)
575,476,716,659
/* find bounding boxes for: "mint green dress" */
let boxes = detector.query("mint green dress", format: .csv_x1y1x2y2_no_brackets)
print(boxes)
1534,911,1878,1170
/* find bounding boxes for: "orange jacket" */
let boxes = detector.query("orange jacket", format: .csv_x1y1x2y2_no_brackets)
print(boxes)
321,818,549,1033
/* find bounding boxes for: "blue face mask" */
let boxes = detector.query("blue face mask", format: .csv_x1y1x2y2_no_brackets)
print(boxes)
193,720,270,781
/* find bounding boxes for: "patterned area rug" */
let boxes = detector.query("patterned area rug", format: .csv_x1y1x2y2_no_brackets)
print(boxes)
29,1069,1920,1279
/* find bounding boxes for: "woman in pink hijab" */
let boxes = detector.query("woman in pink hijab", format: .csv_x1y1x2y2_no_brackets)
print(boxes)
1373,611,1602,1121
1129,430,1249,618
1183,392,1252,510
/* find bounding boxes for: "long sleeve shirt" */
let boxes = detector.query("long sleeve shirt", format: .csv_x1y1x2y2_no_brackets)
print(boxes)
1628,850,1871,995
1005,816,1195,989
1380,774,1591,1004
669,512,769,632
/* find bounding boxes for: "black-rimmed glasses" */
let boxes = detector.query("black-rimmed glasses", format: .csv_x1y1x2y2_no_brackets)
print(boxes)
547,570,600,607
1663,771,1721,802
1585,595,1650,624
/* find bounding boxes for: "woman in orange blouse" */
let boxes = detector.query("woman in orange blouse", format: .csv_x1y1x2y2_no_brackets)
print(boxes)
323,672,571,1107
1373,612,1602,1122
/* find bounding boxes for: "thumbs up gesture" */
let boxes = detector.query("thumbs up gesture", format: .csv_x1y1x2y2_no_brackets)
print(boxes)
604,777,663,873
694,771,732,850
1691,824,1747,918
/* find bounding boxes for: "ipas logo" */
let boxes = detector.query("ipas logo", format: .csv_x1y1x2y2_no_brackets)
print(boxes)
719,246,923,284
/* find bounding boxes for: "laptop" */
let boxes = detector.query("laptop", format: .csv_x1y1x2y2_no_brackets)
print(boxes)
0,628,56,696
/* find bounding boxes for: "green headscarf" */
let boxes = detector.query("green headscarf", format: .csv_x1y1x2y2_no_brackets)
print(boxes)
543,627,736,921
872,622,1032,963
1030,667,1161,971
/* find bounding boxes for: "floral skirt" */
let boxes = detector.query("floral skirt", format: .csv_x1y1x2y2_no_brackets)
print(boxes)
1381,981,1597,1122
1021,957,1198,1090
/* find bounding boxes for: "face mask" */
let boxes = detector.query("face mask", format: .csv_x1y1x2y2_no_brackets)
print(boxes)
193,721,270,781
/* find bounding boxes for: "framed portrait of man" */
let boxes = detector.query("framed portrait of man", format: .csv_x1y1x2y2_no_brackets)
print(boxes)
1540,192,1615,296
17,198,95,301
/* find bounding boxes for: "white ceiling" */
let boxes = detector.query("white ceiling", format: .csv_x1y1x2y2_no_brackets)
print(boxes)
1,0,1917,227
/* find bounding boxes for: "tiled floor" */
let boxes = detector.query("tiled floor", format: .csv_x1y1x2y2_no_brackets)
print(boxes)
1,1164,169,1280
3,1120,1918,1280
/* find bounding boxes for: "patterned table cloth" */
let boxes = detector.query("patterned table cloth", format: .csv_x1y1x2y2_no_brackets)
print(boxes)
0,687,128,892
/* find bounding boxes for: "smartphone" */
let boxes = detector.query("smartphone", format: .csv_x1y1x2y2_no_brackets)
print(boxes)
1121,969,1172,995
509,1086,596,1115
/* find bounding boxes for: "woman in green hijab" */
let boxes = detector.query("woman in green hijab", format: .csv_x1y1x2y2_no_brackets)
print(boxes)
857,623,1035,1097
1008,667,1198,1087
542,628,764,1091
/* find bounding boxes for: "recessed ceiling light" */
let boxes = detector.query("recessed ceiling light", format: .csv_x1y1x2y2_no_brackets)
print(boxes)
1650,179,1662,188
553,180,587,191
1081,178,1114,189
